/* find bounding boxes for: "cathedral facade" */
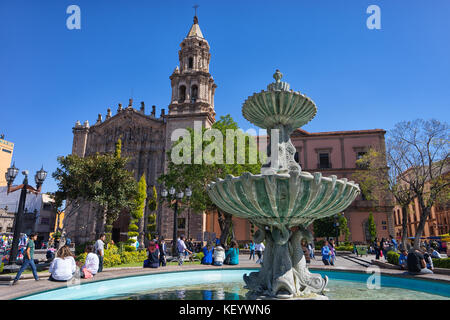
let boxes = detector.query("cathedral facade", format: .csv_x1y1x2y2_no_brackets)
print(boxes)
67,16,216,245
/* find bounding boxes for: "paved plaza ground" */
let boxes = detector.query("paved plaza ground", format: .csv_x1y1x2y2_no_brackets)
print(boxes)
0,252,448,300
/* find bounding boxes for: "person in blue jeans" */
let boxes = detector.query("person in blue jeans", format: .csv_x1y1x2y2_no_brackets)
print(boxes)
321,241,331,265
248,241,255,261
12,233,39,285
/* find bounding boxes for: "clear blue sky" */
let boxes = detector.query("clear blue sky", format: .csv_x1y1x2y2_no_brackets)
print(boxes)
1,0,449,193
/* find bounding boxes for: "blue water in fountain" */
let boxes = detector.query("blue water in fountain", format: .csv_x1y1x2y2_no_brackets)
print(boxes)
18,269,450,300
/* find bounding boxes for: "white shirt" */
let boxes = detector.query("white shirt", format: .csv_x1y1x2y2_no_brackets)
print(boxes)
83,252,99,275
177,239,187,253
255,243,265,251
213,246,225,263
49,257,76,281
94,239,104,256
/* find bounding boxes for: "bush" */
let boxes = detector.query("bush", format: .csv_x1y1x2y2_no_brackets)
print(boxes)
432,258,450,269
387,251,400,265
125,246,137,252
120,250,147,265
76,252,87,264
193,252,204,261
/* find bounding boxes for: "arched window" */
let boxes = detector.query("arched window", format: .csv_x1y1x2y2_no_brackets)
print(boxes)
178,85,186,102
191,85,198,102
188,57,193,69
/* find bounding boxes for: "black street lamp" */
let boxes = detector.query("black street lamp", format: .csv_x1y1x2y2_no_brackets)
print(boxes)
161,186,191,257
334,214,340,246
5,164,47,266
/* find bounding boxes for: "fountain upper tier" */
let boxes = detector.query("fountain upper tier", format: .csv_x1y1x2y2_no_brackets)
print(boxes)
242,70,317,130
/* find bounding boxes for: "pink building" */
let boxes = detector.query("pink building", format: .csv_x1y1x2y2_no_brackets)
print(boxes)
291,128,394,244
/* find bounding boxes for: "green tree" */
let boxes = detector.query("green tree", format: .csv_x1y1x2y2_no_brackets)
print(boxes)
339,215,350,243
127,174,147,251
146,186,158,242
158,114,262,246
367,212,377,243
313,216,335,238
353,119,449,249
353,147,412,248
52,152,138,246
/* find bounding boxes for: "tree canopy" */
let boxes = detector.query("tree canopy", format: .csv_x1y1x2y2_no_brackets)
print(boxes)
158,114,262,245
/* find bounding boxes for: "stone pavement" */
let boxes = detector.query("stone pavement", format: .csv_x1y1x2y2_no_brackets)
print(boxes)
0,253,448,300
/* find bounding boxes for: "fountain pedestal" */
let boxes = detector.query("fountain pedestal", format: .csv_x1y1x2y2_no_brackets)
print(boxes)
243,225,328,299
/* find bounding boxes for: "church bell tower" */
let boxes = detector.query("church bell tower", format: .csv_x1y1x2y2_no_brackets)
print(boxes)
167,15,217,128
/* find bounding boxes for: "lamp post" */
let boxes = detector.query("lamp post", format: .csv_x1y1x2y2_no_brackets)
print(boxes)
161,186,191,257
334,213,340,246
5,164,47,266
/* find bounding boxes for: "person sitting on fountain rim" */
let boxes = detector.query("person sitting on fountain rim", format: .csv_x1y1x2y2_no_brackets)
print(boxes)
406,248,433,275
49,245,77,282
201,242,213,265
321,241,331,265
224,240,239,265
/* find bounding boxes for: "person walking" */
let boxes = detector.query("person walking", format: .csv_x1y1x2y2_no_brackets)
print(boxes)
177,235,192,266
12,233,39,285
380,238,387,260
328,239,336,265
94,234,106,273
308,242,315,260
321,241,331,265
49,246,76,282
389,235,398,252
249,241,256,261
158,237,167,267
255,242,265,264
373,238,380,260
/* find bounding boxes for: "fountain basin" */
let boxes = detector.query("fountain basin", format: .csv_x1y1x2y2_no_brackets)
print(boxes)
207,171,360,228
16,268,450,300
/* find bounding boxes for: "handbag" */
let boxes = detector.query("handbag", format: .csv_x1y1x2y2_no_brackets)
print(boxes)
224,254,231,265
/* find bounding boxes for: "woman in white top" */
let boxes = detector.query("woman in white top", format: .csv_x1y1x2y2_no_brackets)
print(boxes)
49,246,76,282
81,244,99,278
213,245,225,266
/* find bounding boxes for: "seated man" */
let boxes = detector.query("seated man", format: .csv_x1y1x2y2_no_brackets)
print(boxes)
407,249,433,275
430,248,441,259
398,249,408,270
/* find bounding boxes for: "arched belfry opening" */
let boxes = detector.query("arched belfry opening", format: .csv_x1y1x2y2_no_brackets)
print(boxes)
179,85,186,102
191,85,198,102
188,57,193,69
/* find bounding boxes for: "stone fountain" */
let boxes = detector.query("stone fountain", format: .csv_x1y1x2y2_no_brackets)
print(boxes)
207,70,360,299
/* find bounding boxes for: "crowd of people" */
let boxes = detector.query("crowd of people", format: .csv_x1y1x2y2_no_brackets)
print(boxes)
10,232,106,285
142,235,242,269
5,229,447,286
